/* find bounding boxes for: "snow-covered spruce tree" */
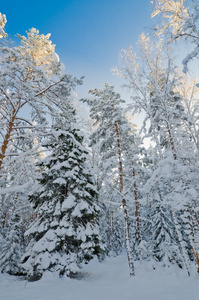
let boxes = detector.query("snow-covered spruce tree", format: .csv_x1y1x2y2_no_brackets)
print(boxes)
0,210,23,275
83,84,143,276
99,187,124,257
107,209,123,257
22,121,104,279
143,159,184,269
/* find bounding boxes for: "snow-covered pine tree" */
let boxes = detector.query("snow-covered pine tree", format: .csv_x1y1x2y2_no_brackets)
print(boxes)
0,25,82,171
22,121,104,279
83,84,142,275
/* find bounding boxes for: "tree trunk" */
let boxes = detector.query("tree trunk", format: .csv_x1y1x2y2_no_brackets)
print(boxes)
167,127,177,160
0,79,64,170
133,168,141,244
184,204,199,274
0,110,17,169
114,121,135,276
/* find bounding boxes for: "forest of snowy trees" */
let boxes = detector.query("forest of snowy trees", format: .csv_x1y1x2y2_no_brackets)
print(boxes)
1,0,199,280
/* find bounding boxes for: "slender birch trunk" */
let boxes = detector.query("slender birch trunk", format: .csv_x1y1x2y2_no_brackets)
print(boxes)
114,121,135,276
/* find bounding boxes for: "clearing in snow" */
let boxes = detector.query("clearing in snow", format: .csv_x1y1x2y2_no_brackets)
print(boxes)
1,253,199,300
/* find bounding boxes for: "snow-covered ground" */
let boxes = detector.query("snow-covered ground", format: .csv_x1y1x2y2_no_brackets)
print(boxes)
1,253,199,300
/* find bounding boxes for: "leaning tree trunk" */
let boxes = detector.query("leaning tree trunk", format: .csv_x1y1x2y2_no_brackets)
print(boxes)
114,121,135,276
0,78,64,171
0,108,17,170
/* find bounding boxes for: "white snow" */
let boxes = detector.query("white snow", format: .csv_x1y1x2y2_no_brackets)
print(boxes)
1,253,199,300
61,194,76,210
53,178,66,185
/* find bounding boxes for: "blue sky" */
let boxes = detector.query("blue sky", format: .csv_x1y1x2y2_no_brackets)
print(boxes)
1,0,154,97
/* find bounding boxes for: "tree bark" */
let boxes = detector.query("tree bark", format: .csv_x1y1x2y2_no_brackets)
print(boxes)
133,168,141,244
0,109,17,169
114,121,135,276
167,127,177,160
184,204,199,274
0,78,64,171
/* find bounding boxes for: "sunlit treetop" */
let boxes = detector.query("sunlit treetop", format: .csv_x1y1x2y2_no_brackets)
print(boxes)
151,0,189,35
17,28,59,75
114,33,166,86
151,0,199,74
0,13,7,38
